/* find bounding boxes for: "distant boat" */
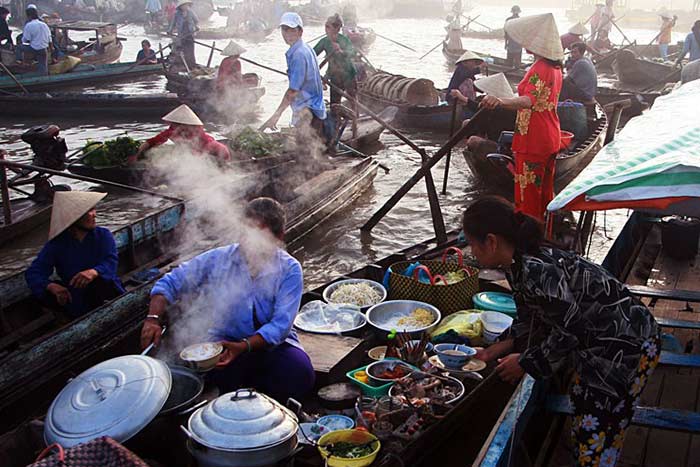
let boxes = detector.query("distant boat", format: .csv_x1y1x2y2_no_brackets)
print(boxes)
0,62,163,92
48,20,123,65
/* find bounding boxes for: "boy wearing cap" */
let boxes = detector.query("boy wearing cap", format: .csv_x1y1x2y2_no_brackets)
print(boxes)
260,12,327,142
26,192,125,318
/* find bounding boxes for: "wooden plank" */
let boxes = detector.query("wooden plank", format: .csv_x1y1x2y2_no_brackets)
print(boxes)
546,396,700,433
656,318,700,330
629,285,700,303
660,352,700,368
643,373,698,467
296,331,363,375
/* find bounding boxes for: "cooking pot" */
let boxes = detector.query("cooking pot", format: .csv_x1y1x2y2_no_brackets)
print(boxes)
182,388,300,467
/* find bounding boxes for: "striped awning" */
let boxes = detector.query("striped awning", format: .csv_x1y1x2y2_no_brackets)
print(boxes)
548,79,700,216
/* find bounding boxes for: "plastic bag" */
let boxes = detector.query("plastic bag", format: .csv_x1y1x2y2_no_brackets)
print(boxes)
429,310,482,339
295,300,363,333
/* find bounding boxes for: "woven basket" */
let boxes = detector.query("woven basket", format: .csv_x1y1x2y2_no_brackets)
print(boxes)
29,437,150,467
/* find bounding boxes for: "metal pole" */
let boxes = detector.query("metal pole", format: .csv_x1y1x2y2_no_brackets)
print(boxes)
0,152,12,225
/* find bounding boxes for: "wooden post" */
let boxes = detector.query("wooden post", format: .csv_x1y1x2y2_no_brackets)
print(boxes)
0,152,12,226
351,98,358,141
362,109,487,234
206,41,216,68
442,101,459,195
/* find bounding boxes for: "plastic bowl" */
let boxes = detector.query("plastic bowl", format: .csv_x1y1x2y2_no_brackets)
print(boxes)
434,343,476,368
318,429,381,467
367,346,387,361
317,414,355,432
323,279,387,310
298,423,330,445
366,360,416,385
179,342,223,372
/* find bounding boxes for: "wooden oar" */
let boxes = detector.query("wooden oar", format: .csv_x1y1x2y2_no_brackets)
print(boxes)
420,40,445,60
441,100,459,195
0,61,29,95
337,142,390,173
460,14,493,32
374,32,416,53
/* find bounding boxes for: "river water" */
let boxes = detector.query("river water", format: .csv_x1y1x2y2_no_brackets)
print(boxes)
0,5,676,287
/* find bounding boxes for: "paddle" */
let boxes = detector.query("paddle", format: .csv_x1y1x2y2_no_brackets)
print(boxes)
441,100,459,195
420,40,445,60
337,142,390,173
374,32,416,53
460,14,494,33
0,61,29,95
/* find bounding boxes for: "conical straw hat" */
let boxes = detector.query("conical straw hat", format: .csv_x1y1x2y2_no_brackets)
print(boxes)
504,13,564,61
474,73,516,100
222,41,246,56
568,22,589,35
456,50,483,64
49,191,106,240
176,0,192,8
162,104,203,126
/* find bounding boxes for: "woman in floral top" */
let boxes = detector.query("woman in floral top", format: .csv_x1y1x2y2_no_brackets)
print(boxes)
463,196,660,467
480,13,564,223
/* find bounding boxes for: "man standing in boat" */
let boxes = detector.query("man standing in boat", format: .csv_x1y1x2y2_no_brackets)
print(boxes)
17,4,50,75
140,197,315,403
25,191,125,319
504,5,522,67
260,12,327,146
169,0,198,70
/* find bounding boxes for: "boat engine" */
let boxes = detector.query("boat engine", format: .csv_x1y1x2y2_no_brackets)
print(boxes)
21,125,68,171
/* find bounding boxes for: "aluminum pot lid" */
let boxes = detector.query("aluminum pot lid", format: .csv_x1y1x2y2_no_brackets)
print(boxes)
188,388,298,451
473,292,517,315
44,355,172,447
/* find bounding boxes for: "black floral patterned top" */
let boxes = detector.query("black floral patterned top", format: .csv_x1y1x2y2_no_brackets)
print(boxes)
507,247,660,399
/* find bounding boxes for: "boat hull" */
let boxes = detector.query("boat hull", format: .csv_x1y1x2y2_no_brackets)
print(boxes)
612,50,681,87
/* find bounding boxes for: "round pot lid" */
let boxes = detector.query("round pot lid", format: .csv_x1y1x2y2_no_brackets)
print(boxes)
473,292,517,316
44,355,172,447
188,388,298,451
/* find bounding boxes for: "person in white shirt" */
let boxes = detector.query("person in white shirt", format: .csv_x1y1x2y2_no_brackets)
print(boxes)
19,4,51,75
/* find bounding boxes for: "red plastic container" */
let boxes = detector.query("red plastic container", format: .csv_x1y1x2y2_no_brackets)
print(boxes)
559,131,574,150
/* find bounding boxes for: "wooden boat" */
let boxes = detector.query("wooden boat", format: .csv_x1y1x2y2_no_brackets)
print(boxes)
0,154,379,437
357,70,475,131
461,101,609,194
594,43,682,71
195,25,276,42
344,26,376,51
612,49,681,87
0,92,181,118
48,21,123,65
0,197,53,247
461,27,504,40
0,62,163,92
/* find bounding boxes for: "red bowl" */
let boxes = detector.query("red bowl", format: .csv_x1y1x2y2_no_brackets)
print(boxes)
560,131,574,150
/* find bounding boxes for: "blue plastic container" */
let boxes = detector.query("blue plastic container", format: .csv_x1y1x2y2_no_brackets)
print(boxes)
472,292,517,318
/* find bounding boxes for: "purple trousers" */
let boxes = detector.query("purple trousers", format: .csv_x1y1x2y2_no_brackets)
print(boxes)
208,343,315,403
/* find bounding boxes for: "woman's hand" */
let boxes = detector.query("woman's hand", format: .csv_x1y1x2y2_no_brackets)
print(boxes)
47,283,72,306
69,268,98,289
495,353,525,384
216,341,246,368
480,95,502,109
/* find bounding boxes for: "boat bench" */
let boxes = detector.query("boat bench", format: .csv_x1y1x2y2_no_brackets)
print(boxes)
628,285,700,303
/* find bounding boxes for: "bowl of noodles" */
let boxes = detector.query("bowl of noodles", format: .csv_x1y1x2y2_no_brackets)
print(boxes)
323,279,387,311
366,300,441,335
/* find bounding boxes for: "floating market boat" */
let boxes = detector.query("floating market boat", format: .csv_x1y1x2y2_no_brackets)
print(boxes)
612,49,681,87
593,43,682,72
0,154,380,438
357,70,475,131
48,21,123,65
0,62,163,92
0,92,181,118
461,101,610,194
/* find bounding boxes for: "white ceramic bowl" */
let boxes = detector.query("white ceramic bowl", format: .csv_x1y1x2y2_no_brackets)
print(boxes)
480,311,514,344
179,342,223,372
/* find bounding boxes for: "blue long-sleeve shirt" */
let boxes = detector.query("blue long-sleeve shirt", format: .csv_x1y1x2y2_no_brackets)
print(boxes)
25,227,124,316
680,32,700,62
150,244,304,348
286,38,326,126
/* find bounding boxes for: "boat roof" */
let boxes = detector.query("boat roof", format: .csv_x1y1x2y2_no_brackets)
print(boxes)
49,20,116,31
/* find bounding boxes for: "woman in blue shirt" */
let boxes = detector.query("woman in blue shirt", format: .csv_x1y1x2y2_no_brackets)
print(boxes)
25,191,125,318
676,20,700,65
141,197,315,402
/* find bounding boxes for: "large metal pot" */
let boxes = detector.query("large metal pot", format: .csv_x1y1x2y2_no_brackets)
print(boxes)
182,388,299,467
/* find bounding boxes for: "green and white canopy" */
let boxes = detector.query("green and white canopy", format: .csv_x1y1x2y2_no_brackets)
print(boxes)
548,79,700,217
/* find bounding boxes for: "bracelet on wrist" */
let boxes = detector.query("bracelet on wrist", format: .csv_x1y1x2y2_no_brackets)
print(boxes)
241,337,252,353
146,314,161,323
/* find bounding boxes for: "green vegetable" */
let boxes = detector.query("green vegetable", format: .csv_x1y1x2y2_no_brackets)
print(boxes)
82,136,140,167
229,127,283,157
323,441,377,458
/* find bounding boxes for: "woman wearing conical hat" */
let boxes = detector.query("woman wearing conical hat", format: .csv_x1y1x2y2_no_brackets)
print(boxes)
480,13,563,224
25,191,125,319
447,50,484,108
560,22,588,50
216,40,246,91
130,104,231,163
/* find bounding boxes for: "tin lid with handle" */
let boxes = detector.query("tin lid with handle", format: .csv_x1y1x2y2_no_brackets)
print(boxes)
473,292,517,317
44,355,172,447
187,388,298,451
